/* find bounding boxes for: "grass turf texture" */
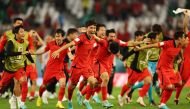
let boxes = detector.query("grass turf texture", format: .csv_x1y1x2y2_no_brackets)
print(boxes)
0,87,189,109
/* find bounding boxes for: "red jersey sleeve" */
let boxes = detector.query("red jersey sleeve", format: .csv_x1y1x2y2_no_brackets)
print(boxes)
118,40,128,47
158,41,171,48
27,33,34,50
73,34,85,45
0,33,7,52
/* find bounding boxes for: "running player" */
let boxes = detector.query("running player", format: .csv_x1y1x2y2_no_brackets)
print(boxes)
42,28,78,102
35,29,73,108
2,25,34,109
175,10,190,104
137,31,189,109
52,20,97,109
77,23,106,105
0,17,36,108
118,31,152,107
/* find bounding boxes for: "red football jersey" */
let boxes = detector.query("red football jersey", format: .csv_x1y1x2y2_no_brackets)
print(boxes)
95,39,113,70
157,40,181,69
45,41,69,71
89,42,99,65
183,32,190,61
72,34,96,68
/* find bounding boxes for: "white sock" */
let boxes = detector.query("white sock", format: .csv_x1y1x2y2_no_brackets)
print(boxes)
94,92,98,96
58,101,62,104
20,101,25,106
160,103,165,106
84,99,89,102
43,90,51,98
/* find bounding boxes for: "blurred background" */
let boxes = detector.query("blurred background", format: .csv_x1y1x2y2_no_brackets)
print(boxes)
0,0,190,86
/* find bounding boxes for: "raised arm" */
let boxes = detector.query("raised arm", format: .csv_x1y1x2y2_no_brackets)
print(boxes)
33,49,47,55
52,41,75,59
183,10,189,34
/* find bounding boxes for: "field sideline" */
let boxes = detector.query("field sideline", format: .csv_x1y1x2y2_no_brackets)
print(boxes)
0,87,189,109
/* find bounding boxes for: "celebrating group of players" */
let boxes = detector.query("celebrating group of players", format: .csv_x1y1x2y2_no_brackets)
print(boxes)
0,10,190,109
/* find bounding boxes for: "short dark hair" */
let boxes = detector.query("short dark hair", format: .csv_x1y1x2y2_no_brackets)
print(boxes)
134,31,144,37
109,41,120,54
85,20,96,27
148,32,157,40
174,31,187,40
13,17,23,23
67,28,78,35
13,25,24,34
106,29,115,36
152,24,162,33
96,23,106,31
56,29,65,36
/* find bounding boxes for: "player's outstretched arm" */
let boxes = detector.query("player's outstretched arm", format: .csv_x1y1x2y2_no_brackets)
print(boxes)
135,43,159,51
183,10,189,34
127,38,150,47
32,49,46,55
52,41,75,59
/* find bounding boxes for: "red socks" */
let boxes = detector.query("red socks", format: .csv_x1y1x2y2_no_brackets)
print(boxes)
175,85,184,99
81,85,89,96
21,81,28,102
120,84,130,96
58,87,65,101
139,84,150,97
79,81,86,92
101,86,107,101
68,84,74,101
30,91,35,97
39,85,46,97
161,89,173,104
85,86,93,100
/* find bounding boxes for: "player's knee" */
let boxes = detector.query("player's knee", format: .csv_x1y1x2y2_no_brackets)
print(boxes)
19,77,27,83
88,77,96,86
101,72,109,81
175,81,182,87
32,80,37,86
144,76,152,84
59,81,66,88
165,85,174,90
126,83,132,87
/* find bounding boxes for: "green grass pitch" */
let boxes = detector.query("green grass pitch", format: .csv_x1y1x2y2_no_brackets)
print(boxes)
0,87,189,109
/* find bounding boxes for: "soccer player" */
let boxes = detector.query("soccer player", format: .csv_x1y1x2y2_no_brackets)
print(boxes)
137,31,189,109
77,23,106,104
127,32,159,106
0,18,36,108
52,20,97,109
118,31,152,107
26,30,44,101
122,31,144,102
1,25,34,109
35,29,73,108
42,28,78,102
175,10,190,104
83,29,145,108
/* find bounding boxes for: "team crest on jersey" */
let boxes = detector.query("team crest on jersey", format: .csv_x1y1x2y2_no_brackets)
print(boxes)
74,38,80,42
160,42,164,46
93,43,97,47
